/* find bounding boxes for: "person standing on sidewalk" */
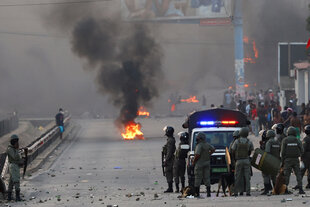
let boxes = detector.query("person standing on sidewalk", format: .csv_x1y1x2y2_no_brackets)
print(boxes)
55,108,65,139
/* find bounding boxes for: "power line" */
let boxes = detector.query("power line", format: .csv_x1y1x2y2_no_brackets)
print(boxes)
0,0,111,7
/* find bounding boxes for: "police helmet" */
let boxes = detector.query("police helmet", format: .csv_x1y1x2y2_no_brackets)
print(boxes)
287,126,297,136
163,126,174,137
275,123,284,134
196,132,206,142
239,127,249,138
233,130,240,139
178,132,189,141
10,134,19,141
305,125,310,135
266,130,276,138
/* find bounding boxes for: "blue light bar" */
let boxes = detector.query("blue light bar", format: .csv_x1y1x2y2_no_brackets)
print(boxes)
199,121,215,126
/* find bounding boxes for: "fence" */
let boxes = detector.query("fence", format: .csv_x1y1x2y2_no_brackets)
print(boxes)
0,115,70,179
0,113,18,137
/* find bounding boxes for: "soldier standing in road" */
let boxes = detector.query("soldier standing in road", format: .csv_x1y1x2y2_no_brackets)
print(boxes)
162,126,176,193
6,135,24,201
264,130,281,194
193,132,215,197
232,127,254,196
300,125,310,189
259,130,272,195
281,126,305,194
55,108,65,139
173,132,190,193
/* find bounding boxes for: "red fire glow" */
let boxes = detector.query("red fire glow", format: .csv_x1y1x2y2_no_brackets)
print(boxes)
137,106,150,117
181,96,199,103
171,104,175,112
121,121,144,140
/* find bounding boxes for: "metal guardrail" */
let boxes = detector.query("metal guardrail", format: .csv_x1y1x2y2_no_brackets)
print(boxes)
0,114,18,137
0,116,71,179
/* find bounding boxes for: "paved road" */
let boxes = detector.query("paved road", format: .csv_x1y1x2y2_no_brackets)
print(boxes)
8,118,310,206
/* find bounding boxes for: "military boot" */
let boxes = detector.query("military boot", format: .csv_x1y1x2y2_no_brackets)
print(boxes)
15,190,21,202
207,186,211,197
164,182,173,193
7,192,12,201
293,185,299,190
299,187,305,195
175,183,179,193
181,181,185,192
195,187,200,198
261,184,268,195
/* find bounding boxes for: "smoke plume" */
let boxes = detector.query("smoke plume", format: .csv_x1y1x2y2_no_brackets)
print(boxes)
49,13,163,128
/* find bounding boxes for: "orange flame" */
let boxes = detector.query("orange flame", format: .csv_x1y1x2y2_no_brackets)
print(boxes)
244,84,249,88
181,96,199,103
137,106,150,117
253,40,258,58
243,36,249,44
121,121,144,140
171,104,175,112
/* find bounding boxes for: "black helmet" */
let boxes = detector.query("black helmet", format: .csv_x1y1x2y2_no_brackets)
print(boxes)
10,134,19,145
196,132,206,143
266,130,276,139
178,132,189,142
163,126,174,137
287,126,297,136
260,130,267,142
233,130,240,139
239,127,249,138
276,123,284,134
305,125,310,135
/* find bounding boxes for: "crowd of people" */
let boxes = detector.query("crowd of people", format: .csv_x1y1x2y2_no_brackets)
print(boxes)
223,88,310,138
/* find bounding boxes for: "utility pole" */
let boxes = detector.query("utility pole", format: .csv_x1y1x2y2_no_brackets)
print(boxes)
233,0,245,98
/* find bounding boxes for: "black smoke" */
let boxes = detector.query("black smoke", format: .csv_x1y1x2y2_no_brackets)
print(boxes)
71,17,163,128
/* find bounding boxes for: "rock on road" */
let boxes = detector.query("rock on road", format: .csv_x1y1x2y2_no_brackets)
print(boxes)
8,118,310,207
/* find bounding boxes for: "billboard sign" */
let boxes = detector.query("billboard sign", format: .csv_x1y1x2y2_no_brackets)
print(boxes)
121,0,232,23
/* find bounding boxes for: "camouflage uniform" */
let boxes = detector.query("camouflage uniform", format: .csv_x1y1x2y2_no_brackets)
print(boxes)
7,140,24,201
281,127,305,194
232,127,254,196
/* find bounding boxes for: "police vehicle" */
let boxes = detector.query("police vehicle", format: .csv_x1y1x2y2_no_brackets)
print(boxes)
182,108,249,185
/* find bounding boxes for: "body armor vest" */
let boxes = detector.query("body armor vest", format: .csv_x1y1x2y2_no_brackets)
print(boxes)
304,136,310,152
285,137,300,158
269,140,281,159
235,139,249,160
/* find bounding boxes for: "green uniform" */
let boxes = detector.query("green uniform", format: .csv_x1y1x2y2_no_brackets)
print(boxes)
163,136,176,183
301,135,310,185
281,135,303,187
6,144,23,193
194,140,215,187
232,137,254,195
265,138,281,186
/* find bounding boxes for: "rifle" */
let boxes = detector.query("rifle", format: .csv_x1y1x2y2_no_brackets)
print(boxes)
23,148,28,179
161,148,166,176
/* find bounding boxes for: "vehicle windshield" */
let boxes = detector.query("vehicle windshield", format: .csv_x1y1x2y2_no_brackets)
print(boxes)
192,131,234,149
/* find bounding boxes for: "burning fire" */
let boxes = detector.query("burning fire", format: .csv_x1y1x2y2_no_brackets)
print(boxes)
243,36,259,64
121,121,144,140
137,106,150,117
181,96,199,103
171,104,175,112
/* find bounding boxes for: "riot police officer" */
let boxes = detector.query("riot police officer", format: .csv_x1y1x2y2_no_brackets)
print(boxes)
258,130,272,195
6,135,24,201
173,132,190,192
263,130,281,194
301,125,310,189
162,126,176,193
193,132,215,197
232,127,254,196
281,126,305,194
275,123,285,145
